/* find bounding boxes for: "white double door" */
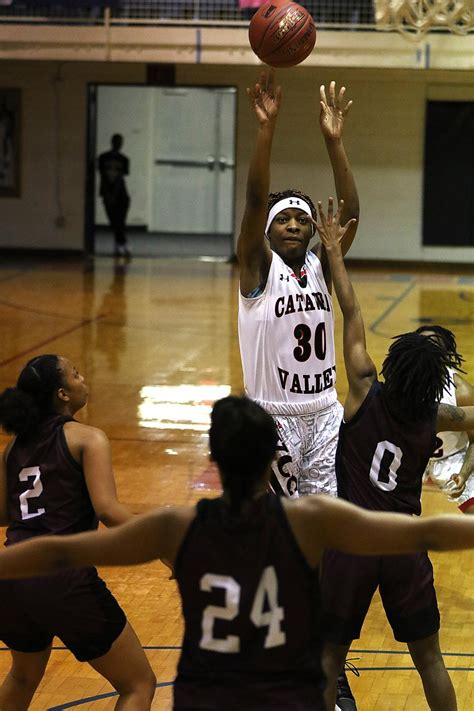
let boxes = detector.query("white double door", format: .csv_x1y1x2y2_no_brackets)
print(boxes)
95,84,236,237
150,86,236,235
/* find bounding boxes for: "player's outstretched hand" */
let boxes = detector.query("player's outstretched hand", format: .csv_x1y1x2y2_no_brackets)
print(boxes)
319,81,353,140
315,198,357,250
247,69,282,126
444,474,466,499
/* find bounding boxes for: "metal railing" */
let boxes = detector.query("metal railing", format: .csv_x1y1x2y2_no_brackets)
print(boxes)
0,1,472,38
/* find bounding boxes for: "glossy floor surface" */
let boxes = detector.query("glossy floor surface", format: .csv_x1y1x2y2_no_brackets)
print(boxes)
0,254,473,710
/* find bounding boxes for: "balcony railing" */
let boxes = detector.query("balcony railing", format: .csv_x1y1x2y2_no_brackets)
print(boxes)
0,1,472,40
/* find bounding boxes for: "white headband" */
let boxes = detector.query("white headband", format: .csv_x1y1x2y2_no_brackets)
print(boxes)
265,197,314,237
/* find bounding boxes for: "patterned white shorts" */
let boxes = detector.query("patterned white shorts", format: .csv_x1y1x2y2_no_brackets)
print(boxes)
425,446,474,511
270,400,343,498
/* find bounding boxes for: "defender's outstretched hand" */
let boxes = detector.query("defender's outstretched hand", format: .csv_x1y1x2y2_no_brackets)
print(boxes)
319,81,353,141
445,474,467,499
315,198,357,249
247,69,282,126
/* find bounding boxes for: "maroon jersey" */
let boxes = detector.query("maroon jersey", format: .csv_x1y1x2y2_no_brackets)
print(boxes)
5,414,97,545
336,380,437,514
174,494,325,709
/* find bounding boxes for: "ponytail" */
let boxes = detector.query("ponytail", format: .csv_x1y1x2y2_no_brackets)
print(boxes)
209,396,278,514
0,354,62,436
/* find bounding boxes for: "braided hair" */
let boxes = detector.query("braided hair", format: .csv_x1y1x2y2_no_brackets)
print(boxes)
415,324,465,367
381,332,464,423
0,355,63,437
209,396,278,514
267,189,317,222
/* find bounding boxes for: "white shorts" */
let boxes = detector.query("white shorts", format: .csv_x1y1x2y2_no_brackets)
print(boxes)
425,446,474,511
269,400,343,498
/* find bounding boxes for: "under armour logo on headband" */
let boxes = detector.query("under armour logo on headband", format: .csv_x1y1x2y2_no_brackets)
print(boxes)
265,196,314,237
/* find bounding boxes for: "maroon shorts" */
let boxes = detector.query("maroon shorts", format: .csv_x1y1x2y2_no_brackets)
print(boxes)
321,550,440,644
0,567,126,661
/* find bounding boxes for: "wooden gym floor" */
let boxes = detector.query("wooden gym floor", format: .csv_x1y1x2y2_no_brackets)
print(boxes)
0,254,473,710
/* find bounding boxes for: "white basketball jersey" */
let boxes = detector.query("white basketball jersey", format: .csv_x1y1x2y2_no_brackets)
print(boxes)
238,251,337,415
431,368,469,460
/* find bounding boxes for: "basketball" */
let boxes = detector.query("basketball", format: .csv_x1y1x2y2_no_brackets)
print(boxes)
248,1,316,68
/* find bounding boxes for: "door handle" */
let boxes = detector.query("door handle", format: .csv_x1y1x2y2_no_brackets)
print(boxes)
218,157,227,171
154,158,216,168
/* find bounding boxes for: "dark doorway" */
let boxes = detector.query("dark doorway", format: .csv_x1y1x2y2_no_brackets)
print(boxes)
423,101,474,247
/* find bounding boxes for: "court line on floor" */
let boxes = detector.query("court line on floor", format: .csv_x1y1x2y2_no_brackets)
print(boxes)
0,272,32,284
0,296,99,322
2,644,472,709
47,682,173,710
369,279,417,336
353,648,474,656
0,316,104,368
46,660,474,710
3,644,473,656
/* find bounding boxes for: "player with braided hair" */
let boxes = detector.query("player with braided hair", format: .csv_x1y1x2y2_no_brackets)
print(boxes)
315,198,467,711
380,331,462,423
416,325,474,513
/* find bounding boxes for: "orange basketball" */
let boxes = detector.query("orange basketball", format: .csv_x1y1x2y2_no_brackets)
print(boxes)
248,1,316,68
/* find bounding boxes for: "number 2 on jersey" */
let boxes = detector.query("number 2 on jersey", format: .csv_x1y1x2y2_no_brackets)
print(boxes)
200,566,286,653
19,466,46,520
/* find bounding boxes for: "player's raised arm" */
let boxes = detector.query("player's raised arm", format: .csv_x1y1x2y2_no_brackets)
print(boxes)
315,82,359,258
237,70,281,296
437,404,474,436
315,198,376,420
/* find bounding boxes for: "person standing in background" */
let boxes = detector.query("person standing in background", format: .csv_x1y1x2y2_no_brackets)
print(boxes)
98,133,131,258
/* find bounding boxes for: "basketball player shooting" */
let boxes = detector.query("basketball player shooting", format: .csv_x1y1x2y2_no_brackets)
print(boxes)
237,69,359,500
237,68,360,711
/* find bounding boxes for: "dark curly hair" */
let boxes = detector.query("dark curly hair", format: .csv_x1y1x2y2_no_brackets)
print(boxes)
0,354,64,437
210,396,278,514
381,332,464,423
267,189,317,222
415,324,464,367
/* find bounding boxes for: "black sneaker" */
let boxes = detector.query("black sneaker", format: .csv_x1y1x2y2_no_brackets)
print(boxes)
335,661,359,711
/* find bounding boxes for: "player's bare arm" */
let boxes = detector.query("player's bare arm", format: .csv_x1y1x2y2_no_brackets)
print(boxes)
238,70,281,296
293,495,474,559
313,81,359,264
0,504,195,580
65,422,132,527
315,198,376,420
437,403,474,433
